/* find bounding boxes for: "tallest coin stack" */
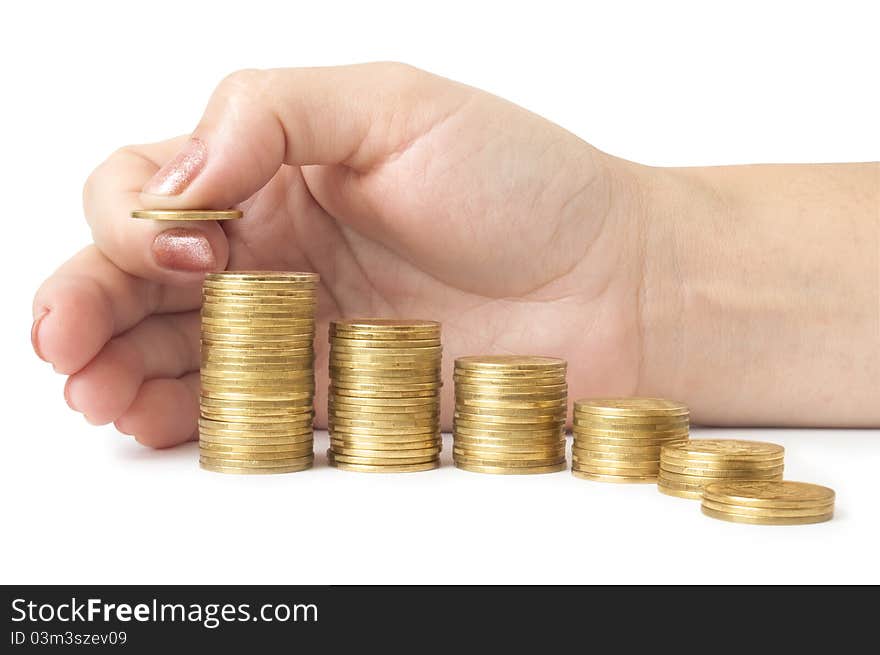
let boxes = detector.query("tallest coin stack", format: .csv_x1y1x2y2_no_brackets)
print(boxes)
198,272,319,474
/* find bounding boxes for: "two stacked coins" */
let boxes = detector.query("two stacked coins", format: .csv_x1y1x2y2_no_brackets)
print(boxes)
453,356,567,474
327,320,442,472
198,272,318,474
702,480,835,525
571,398,689,482
658,440,785,499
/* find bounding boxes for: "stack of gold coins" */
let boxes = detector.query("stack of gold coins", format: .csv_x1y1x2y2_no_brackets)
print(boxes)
198,271,318,474
702,480,835,525
453,356,567,474
571,398,689,483
327,319,442,473
658,440,785,499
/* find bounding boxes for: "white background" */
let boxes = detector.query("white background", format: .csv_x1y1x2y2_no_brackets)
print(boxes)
2,0,878,584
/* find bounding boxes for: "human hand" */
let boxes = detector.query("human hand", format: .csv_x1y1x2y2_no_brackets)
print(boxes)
31,62,657,447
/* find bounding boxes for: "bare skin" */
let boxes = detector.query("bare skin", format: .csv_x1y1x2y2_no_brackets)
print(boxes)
31,63,879,448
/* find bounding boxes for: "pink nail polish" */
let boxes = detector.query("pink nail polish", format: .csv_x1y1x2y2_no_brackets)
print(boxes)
142,137,207,195
31,308,49,362
152,229,216,272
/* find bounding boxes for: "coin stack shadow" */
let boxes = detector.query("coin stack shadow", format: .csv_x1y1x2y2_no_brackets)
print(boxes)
327,319,442,472
571,398,689,483
198,272,318,474
453,356,568,474
657,439,785,499
701,480,835,525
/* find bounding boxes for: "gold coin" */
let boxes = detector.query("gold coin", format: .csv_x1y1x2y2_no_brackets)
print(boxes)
331,318,439,330
657,483,703,499
329,423,438,437
329,335,440,346
329,394,438,408
573,423,689,436
453,446,564,461
200,461,313,475
453,453,565,467
202,347,314,359
574,398,688,417
452,415,564,430
206,271,318,283
329,413,439,426
571,441,666,455
702,480,835,508
572,451,661,466
200,369,315,381
700,498,835,518
571,462,660,476
455,392,568,404
200,436,313,448
700,506,833,525
199,454,315,468
453,369,565,382
658,468,782,484
453,410,564,424
327,458,439,473
572,412,689,425
455,381,568,393
132,209,243,221
329,365,440,378
571,470,657,483
199,417,313,431
454,461,567,475
329,452,438,466
662,440,784,461
659,461,785,477
330,445,442,459
198,427,314,441
200,412,314,424
453,424,562,438
573,434,683,447
199,446,313,460
454,435,565,450
199,440,313,454
330,387,439,400
455,355,565,371
329,405,439,420
330,436,440,449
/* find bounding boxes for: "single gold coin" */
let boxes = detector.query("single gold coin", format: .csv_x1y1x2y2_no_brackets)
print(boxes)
573,412,690,426
658,468,782,484
571,463,660,476
662,439,784,461
330,437,440,450
571,470,657,484
574,397,688,417
205,270,318,283
329,424,438,438
454,435,565,450
132,209,243,221
657,483,703,499
571,441,666,455
330,387,439,399
455,355,566,372
199,454,315,468
702,480,835,508
454,461,567,475
700,498,835,518
452,415,564,429
198,445,314,460
701,506,833,525
453,453,566,468
659,461,785,477
330,445,442,459
327,456,439,474
200,461,313,475
329,452,438,466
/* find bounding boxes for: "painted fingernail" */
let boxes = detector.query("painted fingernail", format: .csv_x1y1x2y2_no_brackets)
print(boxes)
152,228,216,272
142,137,207,195
31,308,49,362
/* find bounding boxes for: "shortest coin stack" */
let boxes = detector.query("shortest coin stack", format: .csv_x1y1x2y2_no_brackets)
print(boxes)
658,440,785,499
453,356,568,474
571,398,689,483
702,480,835,525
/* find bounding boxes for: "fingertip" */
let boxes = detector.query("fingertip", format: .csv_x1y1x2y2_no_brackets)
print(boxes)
65,341,142,426
117,377,199,449
36,277,114,374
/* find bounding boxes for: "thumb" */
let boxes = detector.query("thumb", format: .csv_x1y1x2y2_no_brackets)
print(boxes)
139,62,468,210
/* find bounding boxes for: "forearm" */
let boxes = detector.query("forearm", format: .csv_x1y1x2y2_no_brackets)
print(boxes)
638,161,879,427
